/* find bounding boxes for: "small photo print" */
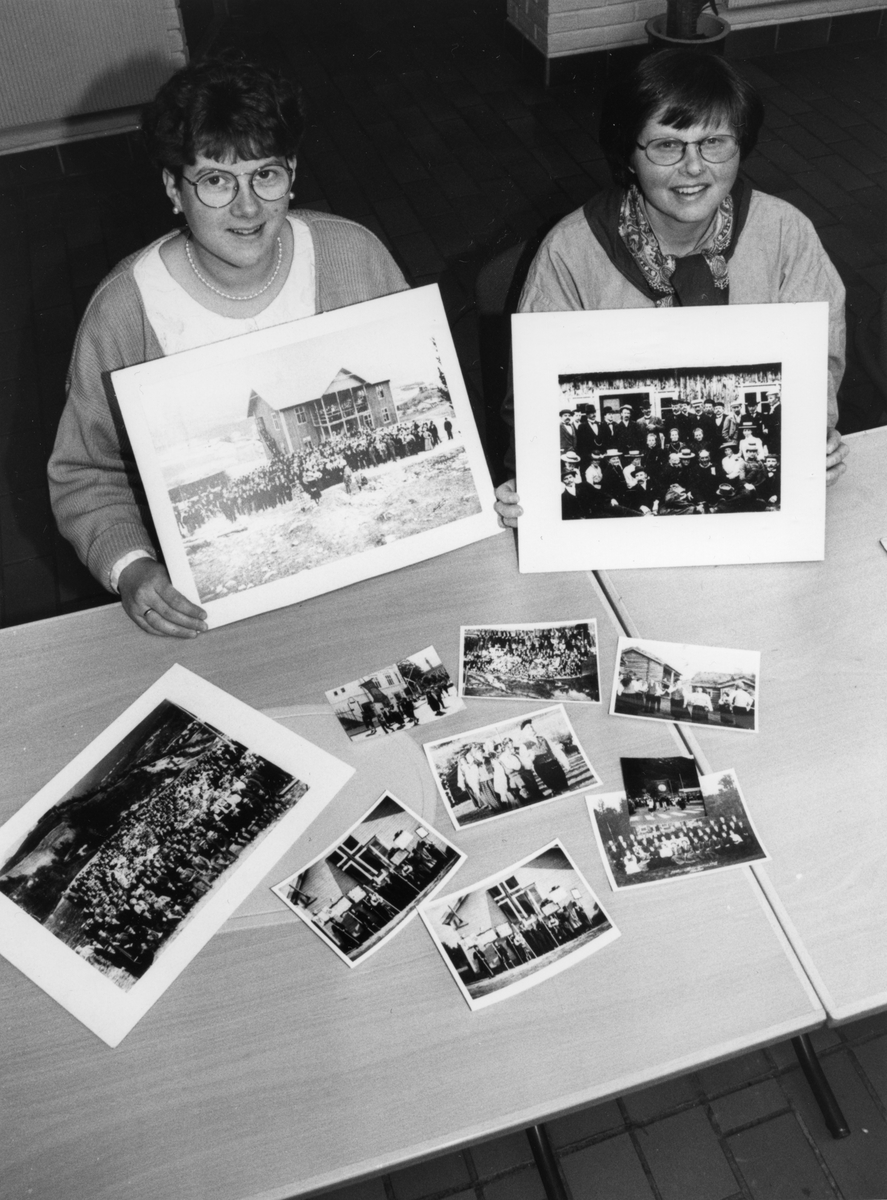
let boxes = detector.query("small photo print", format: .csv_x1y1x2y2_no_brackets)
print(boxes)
272,792,464,966
420,839,619,1010
459,620,600,704
611,637,759,732
619,755,702,811
587,768,769,890
424,705,601,831
325,646,463,741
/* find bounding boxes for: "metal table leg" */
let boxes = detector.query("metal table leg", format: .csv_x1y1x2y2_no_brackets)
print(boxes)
792,1034,851,1139
526,1123,571,1200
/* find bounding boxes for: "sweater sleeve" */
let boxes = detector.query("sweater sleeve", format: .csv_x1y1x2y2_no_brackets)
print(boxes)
48,265,162,589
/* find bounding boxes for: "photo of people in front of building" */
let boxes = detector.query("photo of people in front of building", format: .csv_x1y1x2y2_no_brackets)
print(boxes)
610,637,760,732
273,793,464,966
588,766,767,890
424,706,601,830
557,363,782,521
326,646,463,741
420,841,619,1010
459,620,600,704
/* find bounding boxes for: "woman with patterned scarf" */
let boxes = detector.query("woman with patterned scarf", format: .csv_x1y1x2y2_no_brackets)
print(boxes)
495,50,848,527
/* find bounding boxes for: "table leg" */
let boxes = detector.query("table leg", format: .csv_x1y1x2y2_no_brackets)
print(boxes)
526,1124,571,1200
791,1034,851,1139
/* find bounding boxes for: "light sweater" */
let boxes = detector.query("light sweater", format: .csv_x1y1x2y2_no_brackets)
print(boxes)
48,210,409,588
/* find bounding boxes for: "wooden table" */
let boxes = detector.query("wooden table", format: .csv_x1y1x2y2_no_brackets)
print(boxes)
0,533,826,1200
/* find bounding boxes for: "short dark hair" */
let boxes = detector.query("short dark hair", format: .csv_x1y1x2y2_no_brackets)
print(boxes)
142,50,305,177
599,50,765,187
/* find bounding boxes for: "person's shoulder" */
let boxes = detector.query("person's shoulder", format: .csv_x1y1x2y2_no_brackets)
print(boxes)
80,236,172,322
536,205,597,253
744,189,817,235
292,209,392,251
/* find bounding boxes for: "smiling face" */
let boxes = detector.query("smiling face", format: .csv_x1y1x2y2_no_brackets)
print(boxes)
629,111,740,251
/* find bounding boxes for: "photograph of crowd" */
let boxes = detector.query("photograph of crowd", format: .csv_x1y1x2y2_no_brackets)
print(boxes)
587,768,768,890
326,646,463,741
273,792,464,967
420,840,619,1010
459,620,600,704
424,705,601,830
557,362,782,520
0,700,306,991
611,637,760,733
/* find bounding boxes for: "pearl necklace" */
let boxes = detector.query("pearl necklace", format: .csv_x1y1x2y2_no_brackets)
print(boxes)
184,234,283,301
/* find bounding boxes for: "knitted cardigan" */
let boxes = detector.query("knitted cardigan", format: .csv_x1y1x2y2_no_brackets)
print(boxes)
48,210,409,588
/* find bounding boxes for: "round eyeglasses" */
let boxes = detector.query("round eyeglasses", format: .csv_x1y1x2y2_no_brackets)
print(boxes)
636,135,740,166
180,164,293,208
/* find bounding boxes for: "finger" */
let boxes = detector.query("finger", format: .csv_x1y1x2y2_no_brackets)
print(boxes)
143,605,201,638
155,582,208,623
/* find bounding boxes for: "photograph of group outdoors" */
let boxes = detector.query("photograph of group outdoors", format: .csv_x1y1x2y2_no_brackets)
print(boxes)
588,767,768,890
0,699,306,992
272,793,464,966
459,620,600,704
423,705,600,830
611,638,760,732
420,841,619,1010
557,362,782,520
326,646,463,741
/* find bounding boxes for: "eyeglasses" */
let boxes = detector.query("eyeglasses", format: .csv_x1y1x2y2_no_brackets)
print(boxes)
180,164,293,208
636,135,740,166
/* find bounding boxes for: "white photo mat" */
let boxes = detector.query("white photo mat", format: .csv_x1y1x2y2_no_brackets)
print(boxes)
512,302,828,572
0,665,353,1046
114,285,500,628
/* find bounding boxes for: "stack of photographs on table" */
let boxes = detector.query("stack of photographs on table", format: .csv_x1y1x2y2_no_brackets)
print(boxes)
420,840,619,1010
272,792,464,966
587,761,768,889
424,705,600,830
611,637,759,732
113,286,500,628
326,646,463,741
459,620,600,704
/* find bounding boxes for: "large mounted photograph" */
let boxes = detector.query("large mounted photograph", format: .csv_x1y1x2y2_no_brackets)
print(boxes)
512,303,828,571
114,286,500,627
0,666,352,1046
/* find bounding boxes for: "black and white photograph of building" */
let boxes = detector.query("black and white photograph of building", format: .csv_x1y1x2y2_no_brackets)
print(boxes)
424,705,601,830
0,701,306,991
273,792,464,966
611,637,760,732
420,841,619,1010
587,768,768,890
326,646,463,741
459,620,600,704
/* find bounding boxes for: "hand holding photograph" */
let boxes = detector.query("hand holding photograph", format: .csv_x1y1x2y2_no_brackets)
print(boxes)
420,840,619,1010
113,285,500,627
459,620,600,704
0,665,353,1046
326,646,463,741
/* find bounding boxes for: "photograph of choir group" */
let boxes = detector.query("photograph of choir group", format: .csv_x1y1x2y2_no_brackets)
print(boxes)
588,765,767,890
557,362,782,520
273,793,464,966
326,646,463,741
0,700,306,990
459,620,600,704
424,705,600,830
420,841,619,1009
611,638,760,733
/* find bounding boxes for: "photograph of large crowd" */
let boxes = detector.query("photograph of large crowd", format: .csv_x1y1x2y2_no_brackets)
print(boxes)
326,646,463,741
588,768,768,890
557,362,782,520
273,792,464,966
611,637,760,732
0,701,305,990
420,841,619,1009
424,705,601,830
459,620,600,704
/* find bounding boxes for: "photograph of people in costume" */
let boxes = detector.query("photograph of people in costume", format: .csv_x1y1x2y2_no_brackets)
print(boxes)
136,313,481,605
557,364,782,519
326,646,463,741
272,792,464,966
611,637,759,732
459,620,600,704
587,767,768,890
420,840,619,1010
0,701,306,990
424,705,600,830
